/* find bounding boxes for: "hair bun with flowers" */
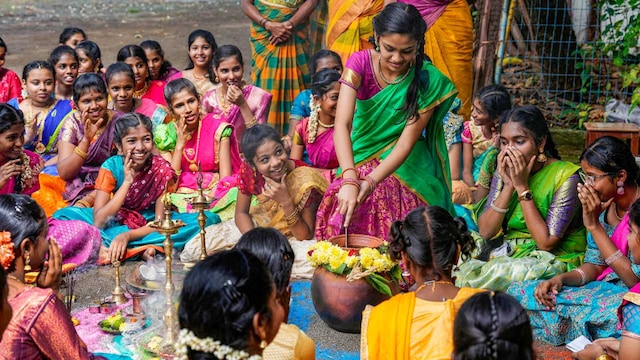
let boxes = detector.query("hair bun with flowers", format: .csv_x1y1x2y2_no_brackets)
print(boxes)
0,231,15,270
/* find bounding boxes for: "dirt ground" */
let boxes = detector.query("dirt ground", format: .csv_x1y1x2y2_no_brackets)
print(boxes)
1,0,252,77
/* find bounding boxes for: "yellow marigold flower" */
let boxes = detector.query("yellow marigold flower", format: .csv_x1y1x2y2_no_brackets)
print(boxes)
345,255,358,268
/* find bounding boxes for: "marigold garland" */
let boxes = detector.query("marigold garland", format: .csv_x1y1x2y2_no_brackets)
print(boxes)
0,231,15,270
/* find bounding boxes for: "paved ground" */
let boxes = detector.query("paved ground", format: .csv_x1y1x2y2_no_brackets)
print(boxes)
1,0,360,357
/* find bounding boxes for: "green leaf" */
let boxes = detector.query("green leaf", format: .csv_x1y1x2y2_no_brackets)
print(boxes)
365,273,392,296
613,57,624,67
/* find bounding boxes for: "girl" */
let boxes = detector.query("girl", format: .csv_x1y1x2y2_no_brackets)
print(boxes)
9,61,72,174
117,44,167,106
315,3,457,240
0,194,94,359
56,73,122,207
361,206,484,359
453,292,534,360
457,106,585,292
201,44,272,145
180,124,328,272
48,45,79,101
177,249,284,359
105,62,168,127
0,104,102,267
169,30,218,95
157,78,242,214
54,113,217,264
0,37,21,103
140,40,179,81
507,136,640,345
290,68,340,180
287,49,343,140
75,40,103,75
58,27,86,48
461,84,511,197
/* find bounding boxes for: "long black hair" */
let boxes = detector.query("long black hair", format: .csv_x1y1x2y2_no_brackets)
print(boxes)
474,84,512,121
388,206,475,280
372,3,427,119
212,45,243,85
140,40,173,80
178,249,275,359
580,136,640,187
185,29,217,85
75,40,103,72
453,291,534,360
0,194,47,273
59,27,86,44
499,105,560,160
241,124,283,167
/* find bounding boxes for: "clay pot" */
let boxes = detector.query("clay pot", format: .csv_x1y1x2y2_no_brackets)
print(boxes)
310,234,397,333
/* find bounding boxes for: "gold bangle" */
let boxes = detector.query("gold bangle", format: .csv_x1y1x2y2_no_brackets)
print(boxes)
74,146,88,159
342,167,358,178
76,199,91,208
246,117,257,128
596,355,615,360
285,206,301,227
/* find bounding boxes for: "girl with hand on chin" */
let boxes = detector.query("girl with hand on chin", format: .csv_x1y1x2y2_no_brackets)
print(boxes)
55,113,216,264
180,125,327,276
201,44,271,147
315,3,457,241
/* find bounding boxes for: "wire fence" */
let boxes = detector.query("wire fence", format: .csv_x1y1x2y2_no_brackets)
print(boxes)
482,0,640,128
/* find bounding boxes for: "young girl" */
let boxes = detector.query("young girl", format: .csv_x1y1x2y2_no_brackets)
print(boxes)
48,45,79,101
156,78,242,214
290,68,340,180
54,113,218,264
117,45,167,106
169,30,218,95
58,27,86,48
201,44,272,146
75,40,103,75
140,40,180,82
361,206,484,359
461,84,511,191
453,292,534,360
180,125,328,273
0,37,21,103
105,62,168,127
56,73,122,207
8,61,72,174
177,249,284,359
287,49,343,140
315,3,456,240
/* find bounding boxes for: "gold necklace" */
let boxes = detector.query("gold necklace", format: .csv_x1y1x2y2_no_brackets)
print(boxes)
192,70,209,81
7,274,23,283
378,56,411,85
318,119,335,128
415,280,454,292
29,99,56,153
182,119,202,172
219,88,231,114
133,82,149,98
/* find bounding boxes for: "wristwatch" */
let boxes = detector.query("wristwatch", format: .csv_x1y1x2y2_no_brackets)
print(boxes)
518,190,533,201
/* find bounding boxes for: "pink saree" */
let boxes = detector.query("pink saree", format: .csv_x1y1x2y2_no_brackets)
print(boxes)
294,117,338,170
201,84,272,145
598,212,631,281
0,150,43,196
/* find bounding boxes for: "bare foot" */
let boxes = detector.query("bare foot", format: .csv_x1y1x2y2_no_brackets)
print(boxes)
142,248,156,262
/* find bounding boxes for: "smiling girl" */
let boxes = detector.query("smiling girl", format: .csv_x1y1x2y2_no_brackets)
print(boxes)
201,45,271,145
55,113,217,264
9,61,73,174
169,30,218,95
180,124,328,272
48,45,78,101
56,73,122,207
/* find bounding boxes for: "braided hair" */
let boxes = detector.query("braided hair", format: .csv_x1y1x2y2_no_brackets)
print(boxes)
388,206,474,280
372,3,428,120
453,291,534,360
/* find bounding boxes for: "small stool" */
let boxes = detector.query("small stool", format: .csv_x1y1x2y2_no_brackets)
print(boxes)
584,122,639,155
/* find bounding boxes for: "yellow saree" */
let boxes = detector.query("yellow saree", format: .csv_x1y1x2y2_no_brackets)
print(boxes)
326,0,383,66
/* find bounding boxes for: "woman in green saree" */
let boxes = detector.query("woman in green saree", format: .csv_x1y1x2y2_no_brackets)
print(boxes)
456,105,586,291
314,3,457,240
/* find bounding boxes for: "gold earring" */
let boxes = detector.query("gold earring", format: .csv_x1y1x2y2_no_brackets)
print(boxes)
259,339,268,349
24,252,32,271
536,149,547,163
215,75,220,83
